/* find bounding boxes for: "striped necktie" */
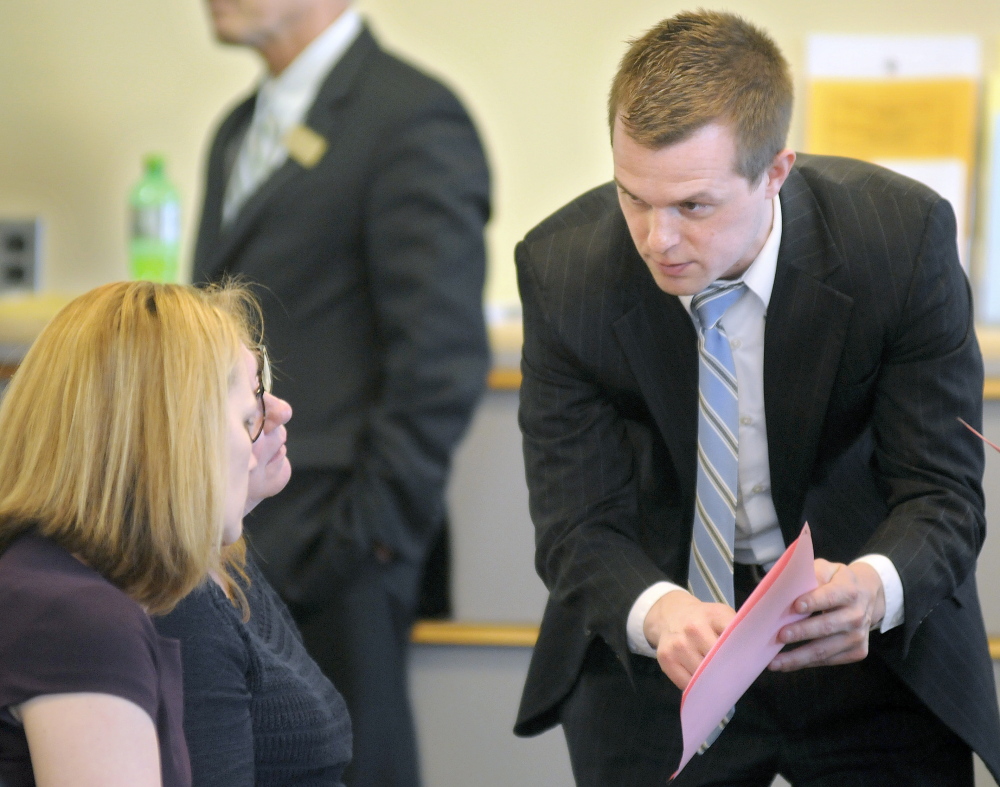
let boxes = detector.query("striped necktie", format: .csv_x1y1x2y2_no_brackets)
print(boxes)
222,98,285,225
689,281,746,609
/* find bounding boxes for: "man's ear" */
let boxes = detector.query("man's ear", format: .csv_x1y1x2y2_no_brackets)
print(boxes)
763,149,796,198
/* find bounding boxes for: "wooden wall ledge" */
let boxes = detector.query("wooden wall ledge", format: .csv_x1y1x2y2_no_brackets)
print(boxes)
10,359,999,393
12,359,1000,397
489,374,1000,397
486,368,522,391
411,620,539,648
411,621,1000,662
14,364,1000,396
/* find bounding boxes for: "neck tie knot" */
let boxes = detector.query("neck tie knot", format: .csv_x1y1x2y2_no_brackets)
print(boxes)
692,282,745,332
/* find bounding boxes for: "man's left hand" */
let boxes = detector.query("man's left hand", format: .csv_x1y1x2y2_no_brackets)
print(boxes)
768,559,886,672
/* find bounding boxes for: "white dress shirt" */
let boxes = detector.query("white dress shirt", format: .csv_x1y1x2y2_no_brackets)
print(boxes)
626,194,905,656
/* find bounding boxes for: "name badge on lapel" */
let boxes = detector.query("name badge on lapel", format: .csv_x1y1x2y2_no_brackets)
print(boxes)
284,124,328,168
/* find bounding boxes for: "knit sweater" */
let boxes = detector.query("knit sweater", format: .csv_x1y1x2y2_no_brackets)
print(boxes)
155,555,352,786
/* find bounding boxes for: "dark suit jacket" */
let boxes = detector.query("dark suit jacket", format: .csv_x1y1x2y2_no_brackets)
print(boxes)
193,25,491,606
513,154,1000,781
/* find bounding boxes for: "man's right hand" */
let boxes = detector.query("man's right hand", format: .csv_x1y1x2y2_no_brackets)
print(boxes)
643,590,735,690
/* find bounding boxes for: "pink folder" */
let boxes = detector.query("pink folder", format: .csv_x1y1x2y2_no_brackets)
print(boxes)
672,524,818,779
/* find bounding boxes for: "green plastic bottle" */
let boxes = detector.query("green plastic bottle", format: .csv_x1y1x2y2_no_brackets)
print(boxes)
128,154,180,282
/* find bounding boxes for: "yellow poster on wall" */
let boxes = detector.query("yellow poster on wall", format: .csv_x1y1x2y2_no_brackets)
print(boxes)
806,35,980,266
807,79,977,165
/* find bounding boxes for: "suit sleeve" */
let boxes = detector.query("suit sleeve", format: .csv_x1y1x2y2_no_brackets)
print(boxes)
861,196,985,654
516,238,675,666
337,89,491,564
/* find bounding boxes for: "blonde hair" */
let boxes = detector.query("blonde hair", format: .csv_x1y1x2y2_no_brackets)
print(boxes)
0,280,261,614
608,10,793,183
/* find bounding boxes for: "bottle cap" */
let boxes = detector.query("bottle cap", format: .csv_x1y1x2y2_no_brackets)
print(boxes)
143,153,166,176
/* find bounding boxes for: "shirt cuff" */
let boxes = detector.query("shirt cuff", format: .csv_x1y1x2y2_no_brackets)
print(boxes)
855,553,904,633
626,581,689,657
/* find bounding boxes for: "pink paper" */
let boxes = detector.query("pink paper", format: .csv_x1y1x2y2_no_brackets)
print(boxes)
672,524,818,779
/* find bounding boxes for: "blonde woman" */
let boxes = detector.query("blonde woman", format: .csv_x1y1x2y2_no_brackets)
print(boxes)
0,281,263,787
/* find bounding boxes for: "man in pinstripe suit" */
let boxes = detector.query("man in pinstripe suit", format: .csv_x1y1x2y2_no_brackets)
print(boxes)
513,11,1000,785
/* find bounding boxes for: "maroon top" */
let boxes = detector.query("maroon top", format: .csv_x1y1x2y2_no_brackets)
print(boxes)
0,532,190,787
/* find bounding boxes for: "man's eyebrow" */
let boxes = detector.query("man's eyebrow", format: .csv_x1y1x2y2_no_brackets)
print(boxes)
614,179,719,204
614,179,646,202
675,191,718,203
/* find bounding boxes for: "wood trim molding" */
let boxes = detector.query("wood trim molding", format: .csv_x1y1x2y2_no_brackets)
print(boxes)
412,622,1000,663
411,620,538,647
487,368,522,390
1,361,527,387
493,375,1000,397
19,359,998,398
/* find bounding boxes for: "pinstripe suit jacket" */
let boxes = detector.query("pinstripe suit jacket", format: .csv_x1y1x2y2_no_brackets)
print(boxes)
513,154,1000,780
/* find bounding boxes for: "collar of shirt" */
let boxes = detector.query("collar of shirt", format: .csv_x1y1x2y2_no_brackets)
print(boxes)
254,8,363,135
680,192,783,314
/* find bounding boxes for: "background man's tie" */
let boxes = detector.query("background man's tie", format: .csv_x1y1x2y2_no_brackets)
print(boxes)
689,281,746,609
223,98,285,225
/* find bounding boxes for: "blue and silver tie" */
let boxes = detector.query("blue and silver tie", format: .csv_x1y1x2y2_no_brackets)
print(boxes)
689,281,745,750
689,281,745,608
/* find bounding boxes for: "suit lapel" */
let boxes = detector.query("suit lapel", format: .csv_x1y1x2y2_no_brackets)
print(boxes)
198,26,379,281
613,227,699,497
764,167,854,542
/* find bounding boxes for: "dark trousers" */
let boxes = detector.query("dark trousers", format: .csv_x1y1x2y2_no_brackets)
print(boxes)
291,556,423,787
561,568,972,786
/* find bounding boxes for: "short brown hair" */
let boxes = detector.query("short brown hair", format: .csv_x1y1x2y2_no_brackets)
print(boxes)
608,10,793,182
0,281,261,614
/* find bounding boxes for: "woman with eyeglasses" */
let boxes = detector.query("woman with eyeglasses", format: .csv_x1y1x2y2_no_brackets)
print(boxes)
0,280,265,787
155,346,353,786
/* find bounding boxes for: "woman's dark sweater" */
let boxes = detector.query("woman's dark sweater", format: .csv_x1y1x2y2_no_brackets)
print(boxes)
155,555,352,786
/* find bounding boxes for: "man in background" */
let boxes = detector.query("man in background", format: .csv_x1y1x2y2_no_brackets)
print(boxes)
194,1,491,784
513,10,1000,785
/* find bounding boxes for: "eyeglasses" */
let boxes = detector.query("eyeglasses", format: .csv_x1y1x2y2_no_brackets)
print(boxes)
250,344,272,443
